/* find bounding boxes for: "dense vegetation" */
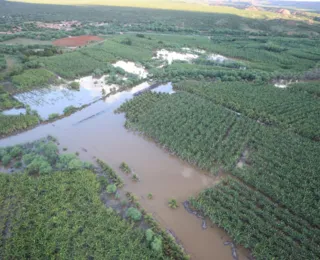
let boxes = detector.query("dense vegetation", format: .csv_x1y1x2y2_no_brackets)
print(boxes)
0,85,23,111
0,138,93,174
175,80,320,140
288,81,320,98
12,68,58,90
0,54,6,71
97,158,124,188
0,170,166,259
0,1,319,258
2,0,320,37
117,91,258,171
0,113,38,137
0,138,188,259
118,90,320,257
190,178,320,260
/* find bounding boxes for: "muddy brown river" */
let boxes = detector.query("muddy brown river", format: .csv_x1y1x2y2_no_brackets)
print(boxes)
0,83,250,260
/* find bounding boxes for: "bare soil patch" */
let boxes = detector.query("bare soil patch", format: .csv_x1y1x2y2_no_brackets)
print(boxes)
53,35,103,47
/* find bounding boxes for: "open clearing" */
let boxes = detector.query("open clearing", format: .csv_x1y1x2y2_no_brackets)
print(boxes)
53,35,104,47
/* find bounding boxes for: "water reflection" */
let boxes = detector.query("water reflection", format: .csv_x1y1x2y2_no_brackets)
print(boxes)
2,108,26,116
14,76,119,120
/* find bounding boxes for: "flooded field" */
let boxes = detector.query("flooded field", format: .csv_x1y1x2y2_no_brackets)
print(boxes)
0,83,250,260
207,54,229,62
155,49,199,64
113,61,148,78
2,108,26,115
14,76,119,120
151,82,175,94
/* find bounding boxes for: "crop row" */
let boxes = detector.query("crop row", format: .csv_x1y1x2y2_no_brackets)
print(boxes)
118,91,259,172
175,80,320,140
191,178,320,260
234,126,320,226
119,90,320,229
288,81,320,98
39,52,106,79
11,68,58,90
0,170,163,259
97,159,124,187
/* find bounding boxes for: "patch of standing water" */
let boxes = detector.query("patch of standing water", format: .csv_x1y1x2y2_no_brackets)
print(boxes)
112,61,148,79
2,108,26,116
274,79,298,88
0,79,251,260
133,82,175,96
182,47,206,54
154,49,198,65
151,82,175,94
207,54,229,62
14,76,119,120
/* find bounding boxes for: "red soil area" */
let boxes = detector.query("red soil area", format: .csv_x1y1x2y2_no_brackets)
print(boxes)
53,35,103,47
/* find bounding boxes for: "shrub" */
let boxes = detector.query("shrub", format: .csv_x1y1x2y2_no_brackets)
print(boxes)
83,162,94,169
168,198,179,209
151,237,163,253
106,184,117,194
10,146,23,158
67,158,83,170
56,153,77,170
36,141,58,164
2,154,12,166
126,207,142,221
121,199,128,207
69,81,80,90
0,148,5,161
14,161,22,168
121,38,132,46
26,156,52,175
63,106,77,115
132,174,139,181
23,153,36,165
48,113,59,120
120,162,131,173
147,193,153,199
146,229,154,242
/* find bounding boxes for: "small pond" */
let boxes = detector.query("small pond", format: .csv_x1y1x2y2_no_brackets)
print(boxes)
2,108,26,116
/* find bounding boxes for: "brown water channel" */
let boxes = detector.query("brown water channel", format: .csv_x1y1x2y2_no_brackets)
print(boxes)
0,82,250,260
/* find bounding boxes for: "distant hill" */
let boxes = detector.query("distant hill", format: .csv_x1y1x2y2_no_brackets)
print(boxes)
205,0,320,11
268,1,320,11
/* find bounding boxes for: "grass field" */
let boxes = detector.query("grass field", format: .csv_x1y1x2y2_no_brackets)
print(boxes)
1,37,52,45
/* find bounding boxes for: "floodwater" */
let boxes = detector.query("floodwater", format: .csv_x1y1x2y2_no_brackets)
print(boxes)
274,79,298,88
207,54,229,62
113,61,148,79
154,49,199,65
2,108,26,115
151,82,175,94
14,76,118,120
182,47,206,54
0,82,250,260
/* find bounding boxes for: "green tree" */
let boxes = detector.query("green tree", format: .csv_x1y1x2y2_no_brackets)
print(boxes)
126,207,142,221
